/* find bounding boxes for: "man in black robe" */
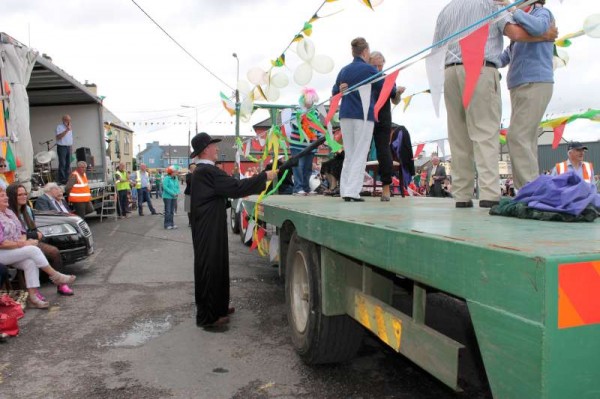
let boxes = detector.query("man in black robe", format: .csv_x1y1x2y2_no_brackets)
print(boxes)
190,132,276,329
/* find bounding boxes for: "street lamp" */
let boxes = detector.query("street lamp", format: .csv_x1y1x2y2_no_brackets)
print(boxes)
181,104,198,154
177,114,191,155
233,53,241,176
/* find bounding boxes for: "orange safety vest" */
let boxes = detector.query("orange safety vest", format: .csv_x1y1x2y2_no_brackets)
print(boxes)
555,161,593,183
68,171,92,202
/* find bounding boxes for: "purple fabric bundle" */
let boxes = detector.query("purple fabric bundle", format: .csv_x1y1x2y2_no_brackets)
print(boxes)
514,172,600,216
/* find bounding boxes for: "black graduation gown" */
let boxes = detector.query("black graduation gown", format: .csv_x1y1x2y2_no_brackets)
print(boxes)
191,163,268,326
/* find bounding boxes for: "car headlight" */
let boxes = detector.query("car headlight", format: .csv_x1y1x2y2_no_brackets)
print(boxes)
38,223,78,237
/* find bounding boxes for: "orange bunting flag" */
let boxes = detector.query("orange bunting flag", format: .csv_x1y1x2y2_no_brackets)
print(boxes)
250,226,266,252
552,122,567,149
459,23,489,109
374,70,399,122
325,93,342,126
413,143,425,160
3,81,10,96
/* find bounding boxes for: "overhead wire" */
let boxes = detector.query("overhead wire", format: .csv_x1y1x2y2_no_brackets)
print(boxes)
129,0,235,91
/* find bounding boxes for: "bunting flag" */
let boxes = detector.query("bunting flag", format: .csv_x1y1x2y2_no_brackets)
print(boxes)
459,23,489,109
358,85,371,122
401,89,431,113
552,123,567,149
374,70,400,122
325,92,342,126
539,109,600,149
435,139,446,158
425,47,447,117
219,92,236,116
271,54,286,67
413,143,425,160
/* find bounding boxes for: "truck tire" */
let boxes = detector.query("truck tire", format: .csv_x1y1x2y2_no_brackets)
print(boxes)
230,207,240,234
239,207,252,246
285,232,363,364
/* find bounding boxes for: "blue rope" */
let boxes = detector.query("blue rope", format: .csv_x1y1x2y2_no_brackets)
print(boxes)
335,0,527,97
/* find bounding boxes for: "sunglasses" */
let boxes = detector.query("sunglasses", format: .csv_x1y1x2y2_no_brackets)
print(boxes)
0,164,6,167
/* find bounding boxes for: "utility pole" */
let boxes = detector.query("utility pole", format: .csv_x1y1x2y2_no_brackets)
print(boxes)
233,53,241,176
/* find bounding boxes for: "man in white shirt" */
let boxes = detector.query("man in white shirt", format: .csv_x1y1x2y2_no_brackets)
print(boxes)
56,115,74,184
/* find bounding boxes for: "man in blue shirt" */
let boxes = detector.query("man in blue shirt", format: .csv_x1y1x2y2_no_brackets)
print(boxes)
332,37,383,202
500,0,555,190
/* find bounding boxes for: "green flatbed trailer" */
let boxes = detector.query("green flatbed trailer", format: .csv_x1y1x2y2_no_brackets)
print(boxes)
243,195,600,398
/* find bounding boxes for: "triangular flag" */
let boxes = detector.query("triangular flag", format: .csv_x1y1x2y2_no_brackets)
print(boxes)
358,85,371,122
374,70,400,122
552,123,567,149
5,142,17,171
402,95,413,112
459,24,489,109
325,93,342,126
413,143,425,160
269,235,280,262
219,92,236,116
436,139,446,158
426,46,447,117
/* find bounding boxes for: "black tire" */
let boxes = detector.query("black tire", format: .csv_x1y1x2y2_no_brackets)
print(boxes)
239,207,252,247
285,232,363,364
230,207,240,234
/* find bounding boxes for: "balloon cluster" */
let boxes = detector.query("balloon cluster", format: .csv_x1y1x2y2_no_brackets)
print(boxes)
554,14,600,69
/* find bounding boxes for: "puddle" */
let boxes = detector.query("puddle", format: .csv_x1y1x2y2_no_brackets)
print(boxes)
102,316,172,348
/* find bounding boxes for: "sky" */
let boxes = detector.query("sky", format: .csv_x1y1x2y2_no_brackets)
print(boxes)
1,0,599,157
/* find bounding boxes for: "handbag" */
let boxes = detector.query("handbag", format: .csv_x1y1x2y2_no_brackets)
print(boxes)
0,294,25,337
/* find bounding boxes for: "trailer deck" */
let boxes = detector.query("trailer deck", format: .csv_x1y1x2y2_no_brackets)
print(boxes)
245,195,600,398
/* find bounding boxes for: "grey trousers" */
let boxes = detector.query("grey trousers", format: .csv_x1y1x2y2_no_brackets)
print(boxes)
507,83,553,189
444,66,501,202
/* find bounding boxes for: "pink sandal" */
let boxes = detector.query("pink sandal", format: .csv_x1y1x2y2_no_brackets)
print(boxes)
57,284,74,296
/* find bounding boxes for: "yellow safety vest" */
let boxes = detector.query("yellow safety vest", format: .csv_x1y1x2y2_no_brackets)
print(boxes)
116,170,130,191
135,171,142,189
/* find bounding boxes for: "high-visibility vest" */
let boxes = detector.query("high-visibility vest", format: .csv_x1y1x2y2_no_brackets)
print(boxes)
135,171,142,189
555,161,593,183
116,170,130,191
68,171,92,202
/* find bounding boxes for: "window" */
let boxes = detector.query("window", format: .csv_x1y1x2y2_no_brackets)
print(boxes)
149,158,155,164
124,133,130,155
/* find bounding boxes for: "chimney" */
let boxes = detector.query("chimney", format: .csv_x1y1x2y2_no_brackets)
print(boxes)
84,80,97,95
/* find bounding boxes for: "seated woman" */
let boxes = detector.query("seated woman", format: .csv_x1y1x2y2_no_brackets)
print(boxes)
7,183,74,295
0,187,76,308
320,151,345,196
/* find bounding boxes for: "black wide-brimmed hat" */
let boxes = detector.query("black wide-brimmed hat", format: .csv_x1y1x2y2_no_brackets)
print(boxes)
190,132,221,158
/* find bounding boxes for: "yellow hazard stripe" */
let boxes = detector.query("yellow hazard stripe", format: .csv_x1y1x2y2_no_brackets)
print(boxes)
354,292,402,351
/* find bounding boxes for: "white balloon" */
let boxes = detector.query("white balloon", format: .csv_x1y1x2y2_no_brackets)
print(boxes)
357,0,384,7
240,95,254,119
270,72,289,88
237,80,252,96
294,62,313,86
297,38,316,62
553,49,569,70
310,54,335,74
265,86,280,102
584,14,600,38
247,67,267,86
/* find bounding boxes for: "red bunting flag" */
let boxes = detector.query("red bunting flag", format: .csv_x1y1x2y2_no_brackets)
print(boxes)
552,122,567,149
374,70,400,122
325,93,342,126
413,143,425,160
459,23,489,109
250,226,266,251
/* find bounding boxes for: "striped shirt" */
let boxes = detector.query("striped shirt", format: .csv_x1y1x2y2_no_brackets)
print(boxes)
433,0,511,67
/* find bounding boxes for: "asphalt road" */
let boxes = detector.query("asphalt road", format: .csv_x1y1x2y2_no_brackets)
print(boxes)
1,198,492,399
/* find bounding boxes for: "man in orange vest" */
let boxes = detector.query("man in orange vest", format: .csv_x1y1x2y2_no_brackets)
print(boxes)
65,161,93,218
551,142,595,185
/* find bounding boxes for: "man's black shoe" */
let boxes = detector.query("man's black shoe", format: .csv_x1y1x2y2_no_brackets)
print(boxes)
455,200,473,208
479,200,499,208
343,197,365,202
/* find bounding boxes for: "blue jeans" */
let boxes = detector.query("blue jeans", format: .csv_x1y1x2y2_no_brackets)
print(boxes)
163,198,175,228
291,150,314,193
138,188,156,215
56,145,71,184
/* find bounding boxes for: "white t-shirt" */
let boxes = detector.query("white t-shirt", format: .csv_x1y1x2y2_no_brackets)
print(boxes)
55,123,73,146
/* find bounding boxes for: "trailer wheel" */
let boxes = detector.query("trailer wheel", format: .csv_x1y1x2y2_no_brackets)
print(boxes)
285,232,363,364
239,207,252,246
230,207,240,234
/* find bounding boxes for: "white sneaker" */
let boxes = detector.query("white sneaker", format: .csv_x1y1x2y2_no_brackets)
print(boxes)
166,226,173,230
293,191,306,196
172,225,179,229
